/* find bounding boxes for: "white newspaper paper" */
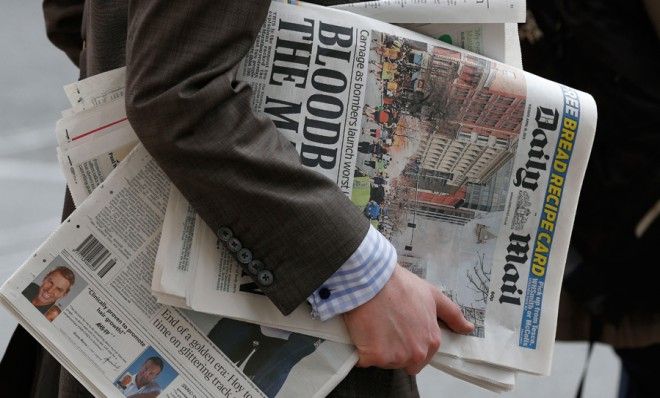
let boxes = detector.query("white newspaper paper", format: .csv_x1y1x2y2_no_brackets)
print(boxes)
57,68,137,207
398,23,523,69
57,120,138,206
53,22,520,397
155,186,199,304
55,99,127,146
1,144,357,398
63,66,126,113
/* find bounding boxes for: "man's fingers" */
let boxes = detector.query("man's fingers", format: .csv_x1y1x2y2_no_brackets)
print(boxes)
433,288,474,334
347,267,472,376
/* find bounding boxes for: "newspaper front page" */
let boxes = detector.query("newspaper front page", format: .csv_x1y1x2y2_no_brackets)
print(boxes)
152,10,524,388
158,1,596,376
0,144,357,398
155,18,520,303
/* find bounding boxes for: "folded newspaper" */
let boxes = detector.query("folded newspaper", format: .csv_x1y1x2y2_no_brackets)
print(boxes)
51,24,521,396
154,0,596,377
0,1,598,396
54,21,523,396
11,69,516,396
59,5,526,390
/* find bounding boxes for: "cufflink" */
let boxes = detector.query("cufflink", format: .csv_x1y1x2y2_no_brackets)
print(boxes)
319,287,331,300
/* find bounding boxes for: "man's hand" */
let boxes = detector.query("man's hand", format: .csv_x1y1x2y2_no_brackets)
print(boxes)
342,265,474,375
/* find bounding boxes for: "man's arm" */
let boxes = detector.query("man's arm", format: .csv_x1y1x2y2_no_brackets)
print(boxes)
124,0,369,315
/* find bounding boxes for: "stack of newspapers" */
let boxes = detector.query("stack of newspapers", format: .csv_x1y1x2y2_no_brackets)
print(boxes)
0,1,598,397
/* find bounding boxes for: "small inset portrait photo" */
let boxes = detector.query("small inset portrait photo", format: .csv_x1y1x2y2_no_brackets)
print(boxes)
22,256,86,322
114,346,178,398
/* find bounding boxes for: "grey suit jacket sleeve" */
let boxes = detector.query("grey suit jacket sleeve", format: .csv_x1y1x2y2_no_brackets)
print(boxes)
124,0,370,315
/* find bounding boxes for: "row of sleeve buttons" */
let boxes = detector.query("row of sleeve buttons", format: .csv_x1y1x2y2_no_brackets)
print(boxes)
217,227,273,286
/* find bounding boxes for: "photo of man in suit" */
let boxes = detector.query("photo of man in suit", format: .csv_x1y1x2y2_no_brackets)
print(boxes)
207,318,321,397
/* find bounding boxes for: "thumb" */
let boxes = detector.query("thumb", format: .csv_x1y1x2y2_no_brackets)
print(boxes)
433,287,474,334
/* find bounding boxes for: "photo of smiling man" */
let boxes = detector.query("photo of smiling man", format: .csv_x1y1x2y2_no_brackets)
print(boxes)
21,256,85,322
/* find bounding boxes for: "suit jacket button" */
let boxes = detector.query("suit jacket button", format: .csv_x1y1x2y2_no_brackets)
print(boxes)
248,260,264,275
257,270,274,286
217,227,233,242
237,248,252,264
227,237,242,252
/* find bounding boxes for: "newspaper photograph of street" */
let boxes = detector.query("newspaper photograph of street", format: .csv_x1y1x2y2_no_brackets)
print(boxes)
352,31,527,337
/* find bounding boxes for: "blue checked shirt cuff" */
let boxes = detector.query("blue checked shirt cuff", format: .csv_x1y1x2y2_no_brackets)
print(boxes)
308,224,397,321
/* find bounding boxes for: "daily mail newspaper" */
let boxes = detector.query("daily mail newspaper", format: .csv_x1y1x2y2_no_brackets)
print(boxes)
155,9,523,308
50,16,522,390
331,0,527,23
0,142,358,398
54,40,518,397
152,12,524,391
156,20,522,310
28,76,515,396
155,18,522,305
157,0,596,376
